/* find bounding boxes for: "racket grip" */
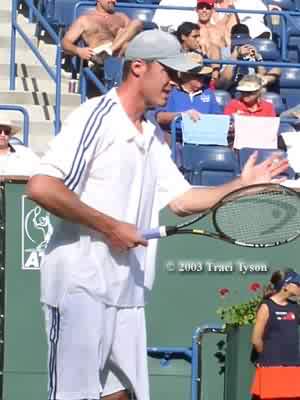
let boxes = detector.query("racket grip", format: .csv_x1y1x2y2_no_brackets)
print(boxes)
141,226,167,240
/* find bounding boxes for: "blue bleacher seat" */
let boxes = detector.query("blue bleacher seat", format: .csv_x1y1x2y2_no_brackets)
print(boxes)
278,121,296,133
264,0,295,10
280,68,300,108
251,39,281,61
238,147,295,178
214,90,231,113
261,92,286,115
182,144,240,186
103,57,124,90
115,5,156,28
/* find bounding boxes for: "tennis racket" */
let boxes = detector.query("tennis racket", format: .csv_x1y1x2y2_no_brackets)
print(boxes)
141,183,300,248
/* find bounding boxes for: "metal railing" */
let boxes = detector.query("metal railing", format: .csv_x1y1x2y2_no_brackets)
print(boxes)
10,0,62,135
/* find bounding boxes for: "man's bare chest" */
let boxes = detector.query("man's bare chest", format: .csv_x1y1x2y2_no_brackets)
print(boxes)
85,14,125,36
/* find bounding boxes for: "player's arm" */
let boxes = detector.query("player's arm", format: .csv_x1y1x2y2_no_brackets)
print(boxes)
251,303,269,353
168,151,288,216
62,17,94,60
27,175,147,250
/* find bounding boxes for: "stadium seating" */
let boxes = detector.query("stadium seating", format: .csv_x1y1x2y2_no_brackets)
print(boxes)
214,90,232,113
264,0,295,10
238,147,296,178
103,57,124,90
262,91,286,114
278,121,296,133
251,38,281,61
182,144,240,186
280,68,300,108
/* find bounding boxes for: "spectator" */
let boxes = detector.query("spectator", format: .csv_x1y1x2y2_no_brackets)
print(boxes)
175,22,202,52
0,114,40,176
152,0,197,33
224,75,275,116
232,0,272,39
212,0,238,45
175,21,220,84
156,54,219,143
197,0,235,49
218,24,280,93
62,0,143,65
223,75,282,147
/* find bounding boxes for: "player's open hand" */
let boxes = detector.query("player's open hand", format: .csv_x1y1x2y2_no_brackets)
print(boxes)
240,151,289,186
104,221,148,251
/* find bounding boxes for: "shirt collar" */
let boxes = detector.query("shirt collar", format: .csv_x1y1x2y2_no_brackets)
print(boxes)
108,88,155,148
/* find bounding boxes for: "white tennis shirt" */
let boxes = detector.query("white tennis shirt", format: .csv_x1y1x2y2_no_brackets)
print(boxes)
37,89,191,308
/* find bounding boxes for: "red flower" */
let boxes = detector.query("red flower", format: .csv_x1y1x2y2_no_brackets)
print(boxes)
249,282,261,292
219,288,230,297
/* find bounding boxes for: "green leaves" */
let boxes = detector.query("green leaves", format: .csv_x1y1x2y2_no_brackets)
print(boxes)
216,295,262,327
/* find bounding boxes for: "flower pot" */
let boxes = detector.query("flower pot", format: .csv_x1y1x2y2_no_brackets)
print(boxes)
224,325,255,400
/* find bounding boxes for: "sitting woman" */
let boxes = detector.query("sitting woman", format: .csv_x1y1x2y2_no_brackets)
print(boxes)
0,114,40,176
156,61,221,144
224,74,286,149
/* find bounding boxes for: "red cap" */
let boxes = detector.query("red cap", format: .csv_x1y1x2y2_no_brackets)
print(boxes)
197,0,215,7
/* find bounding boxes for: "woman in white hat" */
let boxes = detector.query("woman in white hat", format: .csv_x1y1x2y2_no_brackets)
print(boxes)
0,114,40,176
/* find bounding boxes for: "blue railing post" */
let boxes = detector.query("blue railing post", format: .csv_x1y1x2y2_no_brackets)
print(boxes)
10,0,18,91
55,45,62,134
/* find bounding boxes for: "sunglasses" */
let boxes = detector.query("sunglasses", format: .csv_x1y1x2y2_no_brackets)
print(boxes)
197,4,213,10
0,126,12,136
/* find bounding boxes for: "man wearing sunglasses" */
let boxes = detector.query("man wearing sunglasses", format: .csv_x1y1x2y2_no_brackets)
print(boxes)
0,114,40,176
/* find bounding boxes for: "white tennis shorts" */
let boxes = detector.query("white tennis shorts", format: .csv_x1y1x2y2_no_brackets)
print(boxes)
43,291,149,400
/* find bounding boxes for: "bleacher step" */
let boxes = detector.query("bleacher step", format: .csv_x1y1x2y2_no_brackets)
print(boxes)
0,47,57,65
0,77,70,93
0,63,73,80
0,90,81,107
1,103,78,121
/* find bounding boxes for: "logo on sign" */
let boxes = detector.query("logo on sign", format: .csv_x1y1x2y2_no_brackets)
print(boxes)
22,195,54,270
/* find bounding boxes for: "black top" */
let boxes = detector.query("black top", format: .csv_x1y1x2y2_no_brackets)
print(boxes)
257,298,300,366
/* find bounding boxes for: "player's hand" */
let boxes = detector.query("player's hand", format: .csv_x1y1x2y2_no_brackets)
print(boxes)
103,221,148,251
77,47,94,60
240,151,289,186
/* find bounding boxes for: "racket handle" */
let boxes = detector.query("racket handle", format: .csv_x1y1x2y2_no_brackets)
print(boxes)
141,226,167,240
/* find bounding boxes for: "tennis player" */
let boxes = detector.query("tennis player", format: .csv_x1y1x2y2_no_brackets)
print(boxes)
27,30,288,400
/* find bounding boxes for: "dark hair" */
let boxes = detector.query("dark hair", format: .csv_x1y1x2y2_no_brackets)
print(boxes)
122,60,132,81
263,268,296,298
231,23,250,37
176,22,200,43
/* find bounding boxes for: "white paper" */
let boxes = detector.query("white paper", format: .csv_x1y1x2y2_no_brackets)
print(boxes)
233,115,280,150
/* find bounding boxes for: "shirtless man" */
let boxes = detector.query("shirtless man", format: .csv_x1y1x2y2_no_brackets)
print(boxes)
197,0,237,49
62,0,143,64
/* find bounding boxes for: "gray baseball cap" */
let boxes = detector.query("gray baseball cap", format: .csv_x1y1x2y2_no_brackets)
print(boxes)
124,30,203,72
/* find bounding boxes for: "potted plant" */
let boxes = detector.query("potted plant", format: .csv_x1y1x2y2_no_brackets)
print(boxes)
216,283,263,400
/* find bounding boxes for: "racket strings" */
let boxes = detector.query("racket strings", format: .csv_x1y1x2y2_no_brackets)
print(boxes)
214,191,300,245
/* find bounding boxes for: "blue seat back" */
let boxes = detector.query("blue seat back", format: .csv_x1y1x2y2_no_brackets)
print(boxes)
238,147,295,178
261,92,285,115
103,57,124,89
265,0,295,10
251,38,281,61
214,90,231,113
115,4,156,24
280,68,300,108
182,144,240,186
